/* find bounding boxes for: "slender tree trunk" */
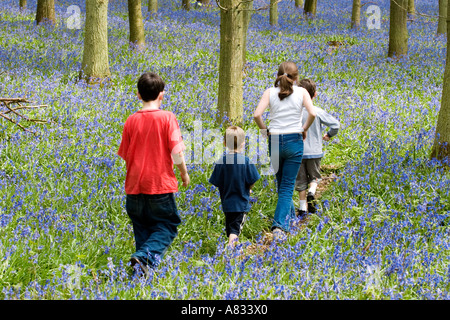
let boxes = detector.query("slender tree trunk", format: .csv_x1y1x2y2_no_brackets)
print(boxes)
201,0,210,5
81,0,111,81
269,0,278,26
388,0,408,58
36,0,55,25
295,0,303,8
182,0,190,10
303,0,317,18
217,0,244,126
351,0,361,28
431,0,450,163
148,0,157,12
128,0,145,49
19,0,27,11
242,0,252,66
438,0,447,35
408,0,415,18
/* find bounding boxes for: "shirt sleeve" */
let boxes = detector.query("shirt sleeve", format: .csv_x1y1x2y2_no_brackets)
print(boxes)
168,113,186,155
208,163,222,188
246,163,261,186
117,119,129,160
318,109,340,138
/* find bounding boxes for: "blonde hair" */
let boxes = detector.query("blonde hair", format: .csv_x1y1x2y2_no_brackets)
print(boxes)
224,126,245,151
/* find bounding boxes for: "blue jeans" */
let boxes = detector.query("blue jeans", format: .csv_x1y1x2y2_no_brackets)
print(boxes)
125,193,181,268
269,133,303,232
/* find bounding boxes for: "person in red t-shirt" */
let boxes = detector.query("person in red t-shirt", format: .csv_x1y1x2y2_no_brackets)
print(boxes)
118,72,189,277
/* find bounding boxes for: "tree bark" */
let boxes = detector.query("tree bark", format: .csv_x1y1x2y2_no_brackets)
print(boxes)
408,0,415,18
182,0,190,10
36,0,55,25
388,0,408,58
19,0,27,11
431,0,450,163
351,0,361,29
269,0,278,26
242,0,252,66
303,0,317,18
81,0,111,81
217,0,244,126
295,0,303,8
438,0,447,35
148,0,157,12
128,0,146,49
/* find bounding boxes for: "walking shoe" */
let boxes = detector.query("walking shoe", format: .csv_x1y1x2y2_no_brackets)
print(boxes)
272,228,287,242
130,257,150,278
307,192,316,213
296,208,307,218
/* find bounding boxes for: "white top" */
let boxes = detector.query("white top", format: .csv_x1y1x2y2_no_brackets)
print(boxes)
268,86,304,134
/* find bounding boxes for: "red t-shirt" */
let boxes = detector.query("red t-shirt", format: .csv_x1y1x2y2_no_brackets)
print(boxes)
117,109,185,195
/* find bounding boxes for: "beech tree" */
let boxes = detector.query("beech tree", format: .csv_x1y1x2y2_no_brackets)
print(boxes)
19,0,27,11
388,0,408,58
148,0,158,12
269,0,278,26
432,0,450,163
303,0,317,18
295,0,303,8
182,0,190,10
351,0,361,28
36,0,55,25
438,0,447,35
217,0,244,125
80,0,111,81
408,0,415,18
128,0,146,49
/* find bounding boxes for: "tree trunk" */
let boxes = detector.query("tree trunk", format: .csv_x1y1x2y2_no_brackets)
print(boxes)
388,0,408,58
217,0,244,126
303,0,317,18
242,0,253,66
351,0,361,29
19,0,27,11
148,0,157,12
438,0,447,35
128,0,146,49
269,0,278,26
295,0,303,8
408,0,415,18
81,0,111,81
431,1,450,163
36,0,55,25
182,0,190,10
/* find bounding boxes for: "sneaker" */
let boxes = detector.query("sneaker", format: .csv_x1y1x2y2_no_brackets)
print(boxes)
307,192,316,213
130,257,150,278
296,208,307,218
272,228,287,242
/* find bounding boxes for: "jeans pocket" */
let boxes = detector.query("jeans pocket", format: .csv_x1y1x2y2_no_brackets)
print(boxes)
148,193,177,218
126,194,144,220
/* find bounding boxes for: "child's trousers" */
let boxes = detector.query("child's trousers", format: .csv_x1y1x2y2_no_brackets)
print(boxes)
125,193,181,268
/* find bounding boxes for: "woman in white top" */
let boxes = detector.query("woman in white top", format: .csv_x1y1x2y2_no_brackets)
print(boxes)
253,61,316,239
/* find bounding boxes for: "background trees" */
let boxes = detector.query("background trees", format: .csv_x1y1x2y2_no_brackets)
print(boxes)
128,0,146,49
36,0,55,25
388,0,408,58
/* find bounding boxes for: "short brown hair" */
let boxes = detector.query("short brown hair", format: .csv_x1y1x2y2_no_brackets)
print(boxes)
298,78,316,99
224,126,245,151
137,72,165,102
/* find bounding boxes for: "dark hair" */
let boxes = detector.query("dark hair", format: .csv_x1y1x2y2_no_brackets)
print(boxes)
298,78,316,99
274,61,299,100
137,72,165,102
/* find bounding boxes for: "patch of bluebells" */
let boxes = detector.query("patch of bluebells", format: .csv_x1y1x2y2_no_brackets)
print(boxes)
0,0,449,299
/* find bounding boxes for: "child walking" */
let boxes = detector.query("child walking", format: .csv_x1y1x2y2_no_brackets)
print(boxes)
118,72,189,277
209,126,261,248
295,78,340,216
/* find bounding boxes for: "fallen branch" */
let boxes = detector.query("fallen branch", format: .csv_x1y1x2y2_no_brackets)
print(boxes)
0,98,50,136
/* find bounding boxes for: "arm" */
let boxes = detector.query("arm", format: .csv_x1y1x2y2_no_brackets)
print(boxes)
253,89,270,135
318,109,340,139
172,151,190,187
301,89,316,140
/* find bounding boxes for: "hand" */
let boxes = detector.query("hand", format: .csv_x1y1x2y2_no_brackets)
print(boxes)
302,130,307,140
323,134,330,141
181,172,190,187
261,128,269,139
